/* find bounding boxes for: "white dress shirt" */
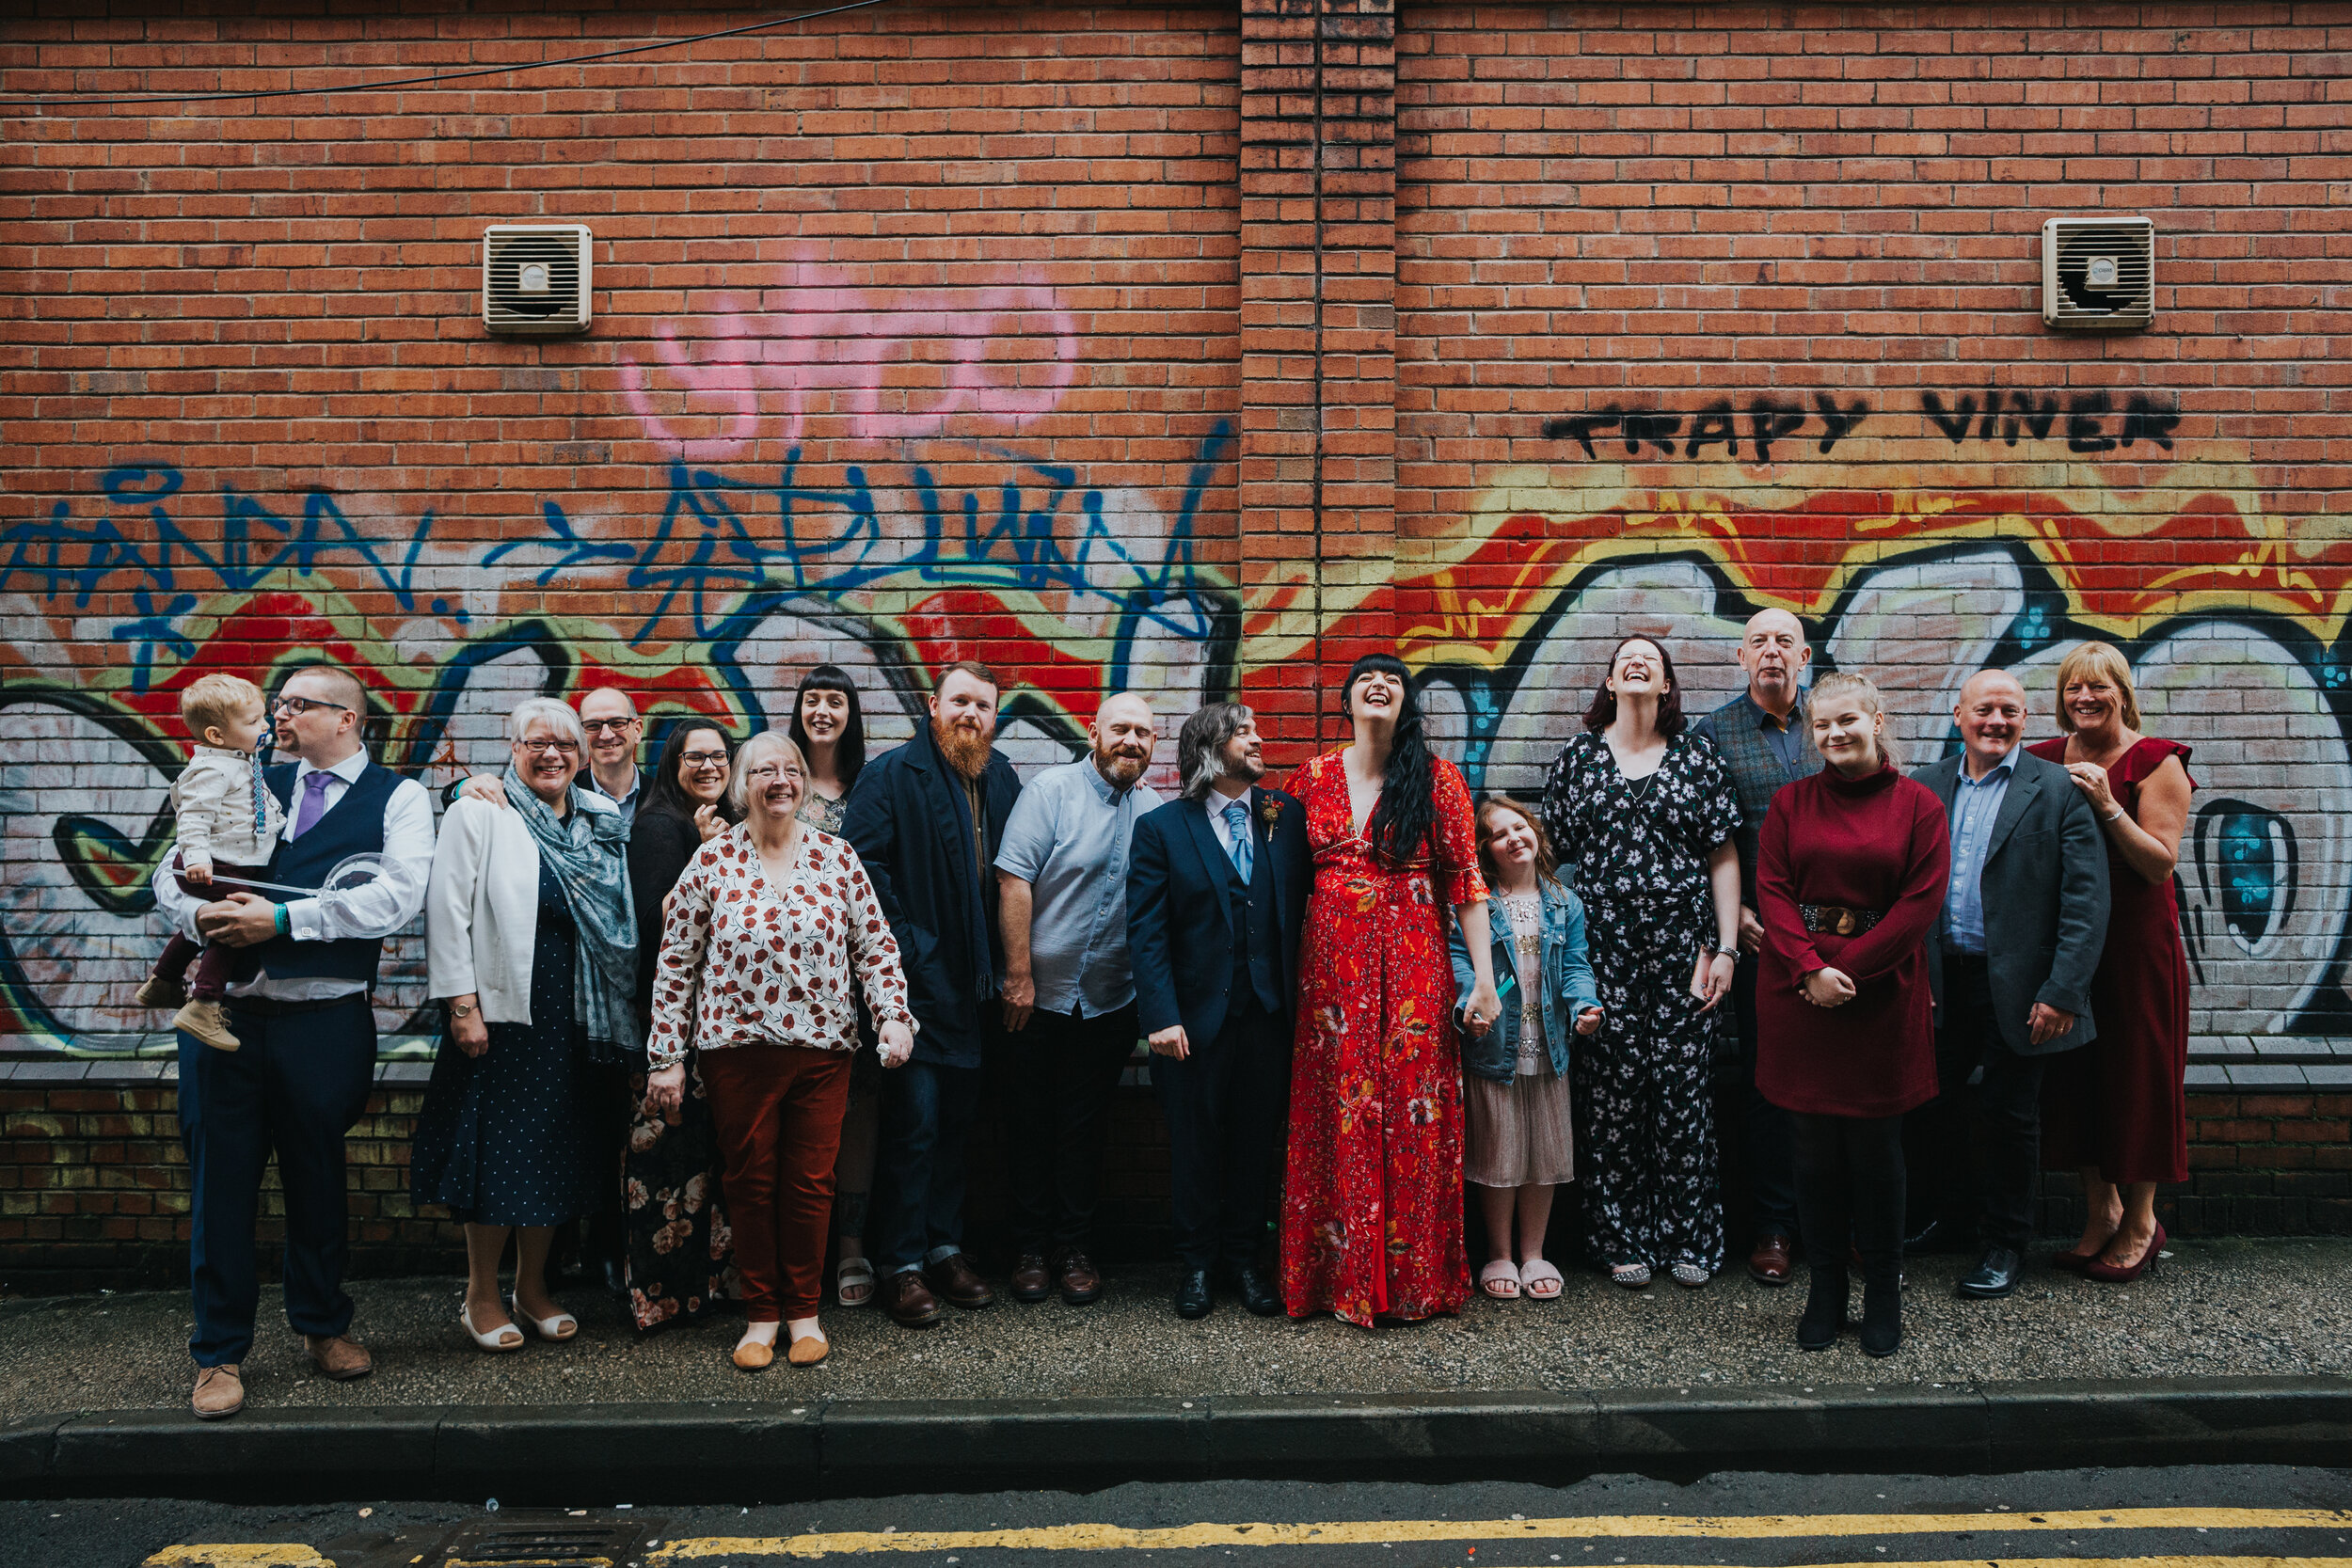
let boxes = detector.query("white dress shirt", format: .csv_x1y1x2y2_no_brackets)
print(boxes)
151,749,436,1000
1205,785,1254,857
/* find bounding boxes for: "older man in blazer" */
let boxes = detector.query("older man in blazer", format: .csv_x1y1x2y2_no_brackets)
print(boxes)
1127,702,1311,1321
1915,669,2111,1299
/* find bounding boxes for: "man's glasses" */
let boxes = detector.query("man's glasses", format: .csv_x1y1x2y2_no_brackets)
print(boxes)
681,751,729,768
274,694,353,717
518,738,581,757
581,717,638,735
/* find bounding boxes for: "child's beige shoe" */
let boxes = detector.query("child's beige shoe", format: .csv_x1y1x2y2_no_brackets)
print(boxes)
135,974,188,1009
173,998,241,1052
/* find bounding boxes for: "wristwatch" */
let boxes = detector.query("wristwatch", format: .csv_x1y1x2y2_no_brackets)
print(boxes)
448,999,477,1019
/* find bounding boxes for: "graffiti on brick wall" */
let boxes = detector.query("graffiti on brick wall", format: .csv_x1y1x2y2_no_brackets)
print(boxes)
0,417,1236,1055
1275,400,2352,1037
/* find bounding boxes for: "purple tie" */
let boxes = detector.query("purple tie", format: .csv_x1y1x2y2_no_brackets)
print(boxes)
290,769,333,840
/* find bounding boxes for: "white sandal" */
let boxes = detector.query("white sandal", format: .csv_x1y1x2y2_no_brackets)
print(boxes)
1520,1259,1565,1300
511,1292,579,1341
1478,1259,1521,1300
836,1255,878,1308
459,1302,525,1352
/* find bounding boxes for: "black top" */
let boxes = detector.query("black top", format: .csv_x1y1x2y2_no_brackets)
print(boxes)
627,806,707,1023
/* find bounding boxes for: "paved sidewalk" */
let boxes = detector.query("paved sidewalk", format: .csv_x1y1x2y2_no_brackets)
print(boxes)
2,1237,2346,1418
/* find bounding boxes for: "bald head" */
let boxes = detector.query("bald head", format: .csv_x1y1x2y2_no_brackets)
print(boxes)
1954,668,2027,777
1090,692,1156,791
1736,609,1812,717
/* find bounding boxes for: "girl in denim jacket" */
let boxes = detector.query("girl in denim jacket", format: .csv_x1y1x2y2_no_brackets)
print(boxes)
1450,796,1603,1300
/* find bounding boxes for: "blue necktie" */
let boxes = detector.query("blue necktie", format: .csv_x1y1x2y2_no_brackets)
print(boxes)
1223,800,1252,883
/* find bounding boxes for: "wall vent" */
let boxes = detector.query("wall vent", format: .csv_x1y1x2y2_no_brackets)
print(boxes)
2042,216,2154,331
483,224,593,335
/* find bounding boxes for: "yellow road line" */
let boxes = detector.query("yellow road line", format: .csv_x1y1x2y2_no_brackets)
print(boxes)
645,1512,2352,1561
143,1548,333,1568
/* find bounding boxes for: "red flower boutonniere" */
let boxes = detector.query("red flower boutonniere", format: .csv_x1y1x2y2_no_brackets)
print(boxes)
1259,796,1282,839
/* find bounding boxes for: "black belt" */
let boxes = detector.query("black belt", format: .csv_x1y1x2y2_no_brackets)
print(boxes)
226,991,370,1018
1800,903,1882,936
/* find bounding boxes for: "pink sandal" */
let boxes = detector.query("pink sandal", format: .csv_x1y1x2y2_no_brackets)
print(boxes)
1519,1259,1564,1300
1479,1259,1522,1300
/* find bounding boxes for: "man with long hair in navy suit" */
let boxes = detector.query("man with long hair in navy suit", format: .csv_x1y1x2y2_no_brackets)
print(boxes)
1127,702,1311,1320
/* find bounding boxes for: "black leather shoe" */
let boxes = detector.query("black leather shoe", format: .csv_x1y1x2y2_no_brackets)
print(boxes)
1224,1263,1281,1318
1860,1280,1902,1356
599,1254,628,1298
1956,1244,2024,1299
1173,1269,1213,1320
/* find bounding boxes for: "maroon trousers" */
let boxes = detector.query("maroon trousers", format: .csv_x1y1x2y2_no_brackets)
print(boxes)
155,863,273,1000
701,1045,852,1322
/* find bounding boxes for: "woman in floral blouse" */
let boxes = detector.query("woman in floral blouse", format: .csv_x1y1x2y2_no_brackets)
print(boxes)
644,730,915,1371
1541,636,1743,1291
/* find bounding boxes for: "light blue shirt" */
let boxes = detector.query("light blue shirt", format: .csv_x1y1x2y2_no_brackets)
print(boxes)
1943,746,2018,955
994,759,1163,1017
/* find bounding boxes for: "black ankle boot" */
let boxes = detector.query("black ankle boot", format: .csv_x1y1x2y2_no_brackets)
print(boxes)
1860,1279,1901,1356
1796,1267,1847,1351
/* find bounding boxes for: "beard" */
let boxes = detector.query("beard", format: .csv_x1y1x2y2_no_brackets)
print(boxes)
1095,746,1148,786
933,713,993,780
1218,741,1266,784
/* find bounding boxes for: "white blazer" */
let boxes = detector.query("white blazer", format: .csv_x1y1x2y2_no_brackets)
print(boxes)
426,788,618,1024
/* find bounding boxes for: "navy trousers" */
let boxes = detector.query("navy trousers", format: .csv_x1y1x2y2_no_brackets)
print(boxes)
869,1055,984,1274
177,995,377,1368
1151,994,1290,1273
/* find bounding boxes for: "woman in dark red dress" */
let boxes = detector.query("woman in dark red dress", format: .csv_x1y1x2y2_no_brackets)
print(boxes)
1280,653,1498,1326
1756,673,1951,1356
2027,641,2194,1284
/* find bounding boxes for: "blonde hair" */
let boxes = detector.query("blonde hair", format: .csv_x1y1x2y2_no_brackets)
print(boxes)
729,730,810,816
179,673,263,740
1807,671,1900,770
2052,641,2141,732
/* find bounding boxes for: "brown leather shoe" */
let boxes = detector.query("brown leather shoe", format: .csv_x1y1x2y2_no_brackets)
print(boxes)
882,1269,941,1327
303,1333,373,1381
1054,1249,1103,1306
1747,1233,1794,1287
192,1364,245,1420
925,1251,994,1309
1010,1252,1052,1304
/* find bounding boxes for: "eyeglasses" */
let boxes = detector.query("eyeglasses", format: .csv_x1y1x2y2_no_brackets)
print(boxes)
274,694,353,717
517,738,581,757
580,717,639,735
681,751,729,768
742,765,804,783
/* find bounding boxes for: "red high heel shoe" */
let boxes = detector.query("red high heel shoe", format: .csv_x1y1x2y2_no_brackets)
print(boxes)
2051,1231,2116,1275
2083,1221,2166,1284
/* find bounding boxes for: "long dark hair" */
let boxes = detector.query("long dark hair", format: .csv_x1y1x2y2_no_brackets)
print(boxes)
788,664,866,788
1343,652,1438,868
641,721,741,826
1581,635,1686,736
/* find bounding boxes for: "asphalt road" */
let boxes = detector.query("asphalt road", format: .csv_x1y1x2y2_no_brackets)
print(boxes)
14,1464,2348,1568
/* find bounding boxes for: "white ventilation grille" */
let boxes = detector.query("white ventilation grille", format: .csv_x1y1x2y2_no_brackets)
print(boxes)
483,224,593,335
2042,216,2154,331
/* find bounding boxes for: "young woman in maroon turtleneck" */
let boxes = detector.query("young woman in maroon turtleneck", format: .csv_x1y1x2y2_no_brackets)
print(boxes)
1754,672,1951,1358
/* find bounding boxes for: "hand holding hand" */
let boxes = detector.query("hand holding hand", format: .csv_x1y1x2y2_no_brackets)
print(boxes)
878,1021,915,1069
1148,1023,1190,1061
646,1062,686,1118
196,892,278,948
1462,980,1502,1038
1574,1006,1603,1037
2027,1002,2076,1046
1692,950,1737,1013
1000,971,1035,1033
459,773,509,809
691,803,724,843
1800,967,1858,1008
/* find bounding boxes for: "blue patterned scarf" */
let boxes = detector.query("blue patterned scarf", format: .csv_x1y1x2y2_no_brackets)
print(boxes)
503,768,639,1058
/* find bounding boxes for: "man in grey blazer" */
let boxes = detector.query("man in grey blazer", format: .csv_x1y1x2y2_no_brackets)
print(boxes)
1915,669,2111,1300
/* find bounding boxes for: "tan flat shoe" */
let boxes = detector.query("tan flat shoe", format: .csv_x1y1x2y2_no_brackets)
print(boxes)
732,1336,775,1370
786,1333,830,1368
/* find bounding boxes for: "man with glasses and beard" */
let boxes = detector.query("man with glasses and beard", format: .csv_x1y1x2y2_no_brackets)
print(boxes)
993,692,1164,1307
844,660,1025,1327
151,662,435,1418
1125,703,1311,1319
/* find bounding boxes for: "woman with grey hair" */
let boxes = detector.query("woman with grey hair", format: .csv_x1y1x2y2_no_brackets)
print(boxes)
419,696,639,1351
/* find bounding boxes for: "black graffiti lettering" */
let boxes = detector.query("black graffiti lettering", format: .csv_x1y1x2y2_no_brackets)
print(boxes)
2011,392,2059,444
1544,407,1623,460
1622,412,1683,456
1977,385,2004,442
1921,390,1979,445
1685,402,1739,460
2122,394,2181,451
2067,391,2117,453
1815,394,1868,455
1747,400,1806,466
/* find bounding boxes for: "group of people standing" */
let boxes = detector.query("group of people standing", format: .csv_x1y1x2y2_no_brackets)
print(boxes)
151,623,2194,1418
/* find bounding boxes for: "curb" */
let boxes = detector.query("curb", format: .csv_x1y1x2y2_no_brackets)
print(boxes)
4,1376,2348,1501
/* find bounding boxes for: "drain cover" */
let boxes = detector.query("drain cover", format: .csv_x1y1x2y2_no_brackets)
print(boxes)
433,1513,660,1567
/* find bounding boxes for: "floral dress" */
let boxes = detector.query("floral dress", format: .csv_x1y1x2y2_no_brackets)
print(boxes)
1279,750,1488,1326
1541,731,1741,1275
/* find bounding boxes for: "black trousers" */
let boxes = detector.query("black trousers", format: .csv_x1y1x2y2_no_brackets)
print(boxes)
1731,951,1801,1241
1792,1111,1905,1289
1922,952,2047,1252
1005,1003,1139,1256
1151,994,1290,1273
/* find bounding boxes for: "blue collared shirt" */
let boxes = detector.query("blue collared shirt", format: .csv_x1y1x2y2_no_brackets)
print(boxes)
994,758,1163,1017
1943,746,2019,955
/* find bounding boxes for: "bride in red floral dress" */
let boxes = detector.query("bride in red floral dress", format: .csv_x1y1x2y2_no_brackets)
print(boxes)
1280,654,1502,1325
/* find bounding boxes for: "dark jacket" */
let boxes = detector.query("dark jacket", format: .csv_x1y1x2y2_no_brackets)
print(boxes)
1126,786,1311,1048
841,722,1022,1068
1914,745,2111,1055
1447,878,1601,1084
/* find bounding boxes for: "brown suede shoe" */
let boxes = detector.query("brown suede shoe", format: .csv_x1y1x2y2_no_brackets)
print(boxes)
303,1333,373,1381
192,1364,245,1420
1009,1252,1052,1304
135,974,187,1009
1747,1233,1794,1287
882,1269,941,1327
173,998,241,1053
925,1251,994,1309
1054,1249,1104,1306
